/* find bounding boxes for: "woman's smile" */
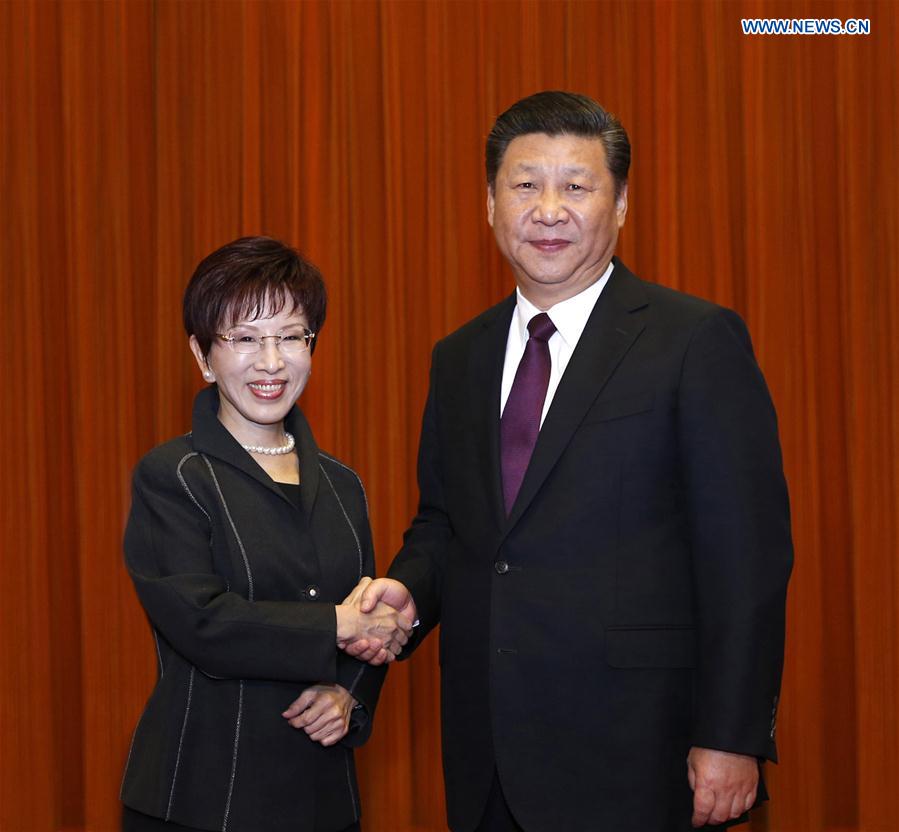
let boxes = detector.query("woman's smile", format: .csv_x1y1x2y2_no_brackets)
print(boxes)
248,379,288,399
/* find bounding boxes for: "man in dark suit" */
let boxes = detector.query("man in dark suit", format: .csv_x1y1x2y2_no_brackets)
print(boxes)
343,91,792,831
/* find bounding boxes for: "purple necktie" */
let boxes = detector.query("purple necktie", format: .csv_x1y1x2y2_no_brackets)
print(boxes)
501,312,557,515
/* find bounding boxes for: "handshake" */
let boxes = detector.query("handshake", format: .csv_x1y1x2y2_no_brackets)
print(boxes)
335,577,418,666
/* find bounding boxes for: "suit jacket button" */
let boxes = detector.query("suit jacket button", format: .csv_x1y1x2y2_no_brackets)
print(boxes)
306,585,320,599
494,560,509,575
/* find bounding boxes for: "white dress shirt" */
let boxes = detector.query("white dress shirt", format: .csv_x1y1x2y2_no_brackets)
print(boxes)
500,261,615,426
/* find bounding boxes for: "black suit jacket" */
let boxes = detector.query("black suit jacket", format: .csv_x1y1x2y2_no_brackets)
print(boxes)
121,387,385,832
389,260,792,832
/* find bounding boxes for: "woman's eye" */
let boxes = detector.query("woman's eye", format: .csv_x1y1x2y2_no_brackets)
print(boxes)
281,334,303,343
235,334,257,343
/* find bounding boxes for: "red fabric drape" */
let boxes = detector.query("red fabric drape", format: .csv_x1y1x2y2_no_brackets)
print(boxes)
2,2,897,829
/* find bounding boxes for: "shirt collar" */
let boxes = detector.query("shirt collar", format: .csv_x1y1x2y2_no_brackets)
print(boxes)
513,260,615,348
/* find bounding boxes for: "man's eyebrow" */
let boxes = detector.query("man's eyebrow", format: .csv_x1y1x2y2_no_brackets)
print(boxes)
510,163,595,177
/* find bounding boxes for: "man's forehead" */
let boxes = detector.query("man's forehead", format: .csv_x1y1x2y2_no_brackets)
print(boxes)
501,133,607,171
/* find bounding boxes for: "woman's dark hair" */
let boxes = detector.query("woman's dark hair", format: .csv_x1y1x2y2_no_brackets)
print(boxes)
183,236,327,356
485,91,630,197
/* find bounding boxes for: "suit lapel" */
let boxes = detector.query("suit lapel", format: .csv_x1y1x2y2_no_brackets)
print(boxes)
471,295,516,530
503,263,649,533
290,406,321,513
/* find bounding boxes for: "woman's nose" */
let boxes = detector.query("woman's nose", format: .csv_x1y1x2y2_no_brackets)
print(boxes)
254,339,285,371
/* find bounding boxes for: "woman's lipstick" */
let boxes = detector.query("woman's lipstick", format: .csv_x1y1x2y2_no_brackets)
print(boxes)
248,380,287,400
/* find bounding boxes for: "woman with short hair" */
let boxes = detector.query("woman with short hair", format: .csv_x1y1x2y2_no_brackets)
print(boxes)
121,236,409,832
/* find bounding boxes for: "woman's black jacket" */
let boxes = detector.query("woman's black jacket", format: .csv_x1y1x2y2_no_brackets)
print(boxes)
121,387,386,831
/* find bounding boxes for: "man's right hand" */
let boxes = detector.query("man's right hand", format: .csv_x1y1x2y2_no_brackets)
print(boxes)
337,578,417,665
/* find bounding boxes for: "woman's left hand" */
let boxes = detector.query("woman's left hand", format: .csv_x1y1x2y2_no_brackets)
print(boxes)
282,684,356,746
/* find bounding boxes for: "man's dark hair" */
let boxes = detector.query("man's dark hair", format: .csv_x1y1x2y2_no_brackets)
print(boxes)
183,236,327,357
486,91,630,197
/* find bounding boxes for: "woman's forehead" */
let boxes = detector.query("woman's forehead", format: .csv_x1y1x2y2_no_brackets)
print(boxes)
224,295,306,328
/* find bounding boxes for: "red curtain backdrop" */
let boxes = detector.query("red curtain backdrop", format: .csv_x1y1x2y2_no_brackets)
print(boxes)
2,1,897,829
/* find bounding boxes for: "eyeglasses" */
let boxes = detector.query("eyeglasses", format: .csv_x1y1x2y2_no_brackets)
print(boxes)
216,328,316,354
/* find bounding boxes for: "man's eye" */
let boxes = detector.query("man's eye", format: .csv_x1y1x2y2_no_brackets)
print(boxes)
567,183,583,191
516,182,535,189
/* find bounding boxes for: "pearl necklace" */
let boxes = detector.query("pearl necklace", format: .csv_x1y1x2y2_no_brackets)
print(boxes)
241,432,296,456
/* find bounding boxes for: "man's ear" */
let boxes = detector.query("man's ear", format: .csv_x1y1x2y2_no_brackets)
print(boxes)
486,186,495,228
616,183,628,228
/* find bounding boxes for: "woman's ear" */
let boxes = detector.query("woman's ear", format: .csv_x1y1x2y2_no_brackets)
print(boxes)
189,335,215,383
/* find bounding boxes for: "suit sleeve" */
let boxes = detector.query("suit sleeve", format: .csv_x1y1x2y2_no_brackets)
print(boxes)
336,488,387,747
386,346,453,651
125,456,339,684
678,307,793,762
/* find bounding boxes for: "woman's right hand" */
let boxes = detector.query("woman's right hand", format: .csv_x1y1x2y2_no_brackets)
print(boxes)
335,591,413,661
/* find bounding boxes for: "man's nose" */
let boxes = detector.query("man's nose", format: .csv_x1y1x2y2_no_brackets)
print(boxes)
533,189,567,224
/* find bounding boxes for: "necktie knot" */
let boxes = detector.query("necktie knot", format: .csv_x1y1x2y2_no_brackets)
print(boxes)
527,312,556,343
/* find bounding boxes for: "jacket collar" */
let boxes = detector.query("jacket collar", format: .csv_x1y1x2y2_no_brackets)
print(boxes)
189,385,321,511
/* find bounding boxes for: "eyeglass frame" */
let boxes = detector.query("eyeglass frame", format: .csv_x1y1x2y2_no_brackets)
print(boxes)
215,328,316,354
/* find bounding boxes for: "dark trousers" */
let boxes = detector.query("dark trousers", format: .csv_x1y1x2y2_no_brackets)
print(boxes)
122,805,361,832
473,771,525,832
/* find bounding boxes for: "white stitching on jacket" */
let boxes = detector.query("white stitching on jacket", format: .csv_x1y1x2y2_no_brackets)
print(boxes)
176,453,212,522
319,460,363,579
319,452,370,519
194,455,251,828
344,749,359,821
319,454,370,702
200,455,255,601
120,715,142,800
166,666,195,820
175,453,228,681
348,664,365,696
221,680,244,831
153,629,165,678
